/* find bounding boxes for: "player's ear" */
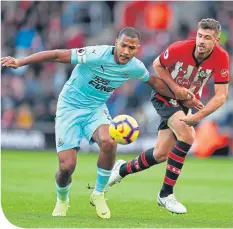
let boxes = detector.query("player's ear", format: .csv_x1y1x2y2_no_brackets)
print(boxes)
115,38,118,46
216,37,220,43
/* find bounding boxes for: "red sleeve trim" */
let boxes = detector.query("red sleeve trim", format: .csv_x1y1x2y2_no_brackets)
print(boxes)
214,81,229,84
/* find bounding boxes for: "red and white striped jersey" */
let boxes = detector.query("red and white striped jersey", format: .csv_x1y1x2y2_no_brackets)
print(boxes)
159,40,230,99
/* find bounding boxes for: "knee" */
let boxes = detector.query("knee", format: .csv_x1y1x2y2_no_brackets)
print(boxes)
60,158,76,176
100,137,117,152
177,127,196,144
153,149,169,162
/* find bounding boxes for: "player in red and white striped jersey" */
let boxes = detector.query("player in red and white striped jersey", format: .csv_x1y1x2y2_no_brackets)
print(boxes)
108,18,230,214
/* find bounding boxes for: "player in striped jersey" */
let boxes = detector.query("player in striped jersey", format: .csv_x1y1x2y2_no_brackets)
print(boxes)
108,18,229,214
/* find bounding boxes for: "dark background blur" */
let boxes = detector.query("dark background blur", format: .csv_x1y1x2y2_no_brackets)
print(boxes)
1,1,233,155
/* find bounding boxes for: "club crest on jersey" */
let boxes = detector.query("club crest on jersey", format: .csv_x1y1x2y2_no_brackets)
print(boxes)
122,72,130,78
76,48,86,56
197,70,209,79
220,69,228,77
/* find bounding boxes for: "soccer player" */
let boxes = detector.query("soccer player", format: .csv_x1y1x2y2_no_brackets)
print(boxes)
1,27,193,219
108,19,230,214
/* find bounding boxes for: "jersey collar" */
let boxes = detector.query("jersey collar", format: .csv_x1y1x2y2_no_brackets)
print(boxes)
192,44,214,67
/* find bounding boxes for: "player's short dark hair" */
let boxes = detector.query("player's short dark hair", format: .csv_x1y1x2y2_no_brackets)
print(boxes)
118,27,141,41
198,18,221,37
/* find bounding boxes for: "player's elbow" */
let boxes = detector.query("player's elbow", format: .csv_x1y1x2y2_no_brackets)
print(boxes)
220,94,227,103
54,49,62,62
216,94,227,106
153,57,166,77
54,49,71,63
153,57,161,70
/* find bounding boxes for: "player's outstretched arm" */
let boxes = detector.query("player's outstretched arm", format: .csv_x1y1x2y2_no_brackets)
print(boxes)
153,56,194,100
181,84,228,126
1,49,71,69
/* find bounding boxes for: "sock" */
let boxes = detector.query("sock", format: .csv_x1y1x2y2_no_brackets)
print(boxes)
160,140,192,198
94,167,112,193
119,148,159,178
56,182,72,201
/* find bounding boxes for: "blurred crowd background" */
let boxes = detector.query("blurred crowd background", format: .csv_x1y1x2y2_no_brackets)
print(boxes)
1,1,233,155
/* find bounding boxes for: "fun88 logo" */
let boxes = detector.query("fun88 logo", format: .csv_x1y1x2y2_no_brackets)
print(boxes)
88,76,115,92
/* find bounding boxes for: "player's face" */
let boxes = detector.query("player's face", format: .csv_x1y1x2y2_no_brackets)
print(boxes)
114,35,140,64
196,28,220,54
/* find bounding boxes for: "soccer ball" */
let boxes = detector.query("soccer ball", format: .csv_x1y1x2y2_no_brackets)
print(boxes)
109,114,139,145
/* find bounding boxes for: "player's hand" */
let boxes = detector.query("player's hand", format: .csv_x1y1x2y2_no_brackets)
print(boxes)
180,111,201,126
182,98,204,110
174,87,195,100
1,56,20,69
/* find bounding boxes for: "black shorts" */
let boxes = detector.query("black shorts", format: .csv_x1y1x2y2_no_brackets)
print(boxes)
151,93,189,130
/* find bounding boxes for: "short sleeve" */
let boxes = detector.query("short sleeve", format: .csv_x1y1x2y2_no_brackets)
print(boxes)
70,46,108,65
134,60,150,82
214,51,230,84
159,42,181,68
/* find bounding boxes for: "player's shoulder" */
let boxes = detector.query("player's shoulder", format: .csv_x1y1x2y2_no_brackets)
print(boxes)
213,44,229,59
169,39,195,50
132,57,144,65
90,45,113,55
128,57,149,79
131,57,146,69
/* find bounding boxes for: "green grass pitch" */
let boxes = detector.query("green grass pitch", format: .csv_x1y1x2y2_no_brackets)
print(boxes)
1,150,233,228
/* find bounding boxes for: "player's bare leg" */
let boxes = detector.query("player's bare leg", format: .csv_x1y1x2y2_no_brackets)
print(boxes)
52,148,77,216
157,110,195,214
90,124,117,219
108,128,176,186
